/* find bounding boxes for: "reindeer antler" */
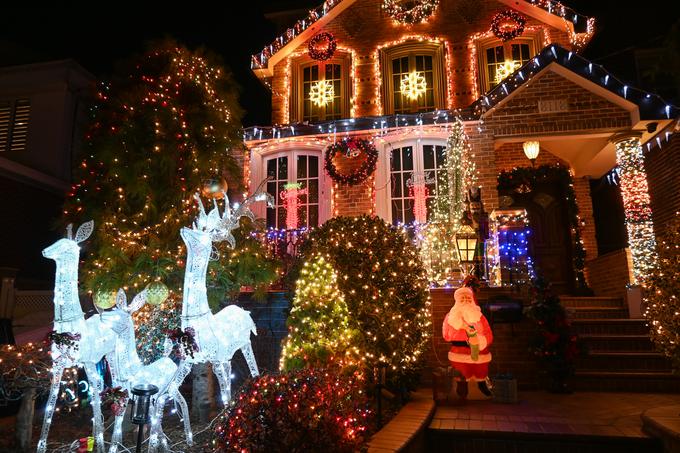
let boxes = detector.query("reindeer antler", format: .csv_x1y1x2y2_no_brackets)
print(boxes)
192,178,273,248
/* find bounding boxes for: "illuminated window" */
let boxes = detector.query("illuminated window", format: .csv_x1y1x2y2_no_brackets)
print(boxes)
0,99,30,152
380,41,447,115
291,54,350,123
388,140,446,225
477,34,543,92
265,152,322,229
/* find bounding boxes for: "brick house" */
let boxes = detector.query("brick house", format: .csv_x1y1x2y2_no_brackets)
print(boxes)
243,0,678,306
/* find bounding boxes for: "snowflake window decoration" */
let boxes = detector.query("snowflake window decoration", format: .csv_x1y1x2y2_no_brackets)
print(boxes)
400,71,427,101
494,59,522,84
309,80,335,107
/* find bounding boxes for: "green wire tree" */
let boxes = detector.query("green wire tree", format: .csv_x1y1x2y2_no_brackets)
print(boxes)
64,40,277,361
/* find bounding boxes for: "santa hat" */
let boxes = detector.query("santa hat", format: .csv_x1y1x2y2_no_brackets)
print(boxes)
454,286,475,304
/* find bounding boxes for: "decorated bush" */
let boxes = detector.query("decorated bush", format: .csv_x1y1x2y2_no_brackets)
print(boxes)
280,253,361,371
212,368,370,452
642,215,680,371
295,215,432,389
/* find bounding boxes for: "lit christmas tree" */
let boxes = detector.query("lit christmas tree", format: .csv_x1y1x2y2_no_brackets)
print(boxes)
64,40,276,361
642,214,680,370
280,253,360,371
420,119,477,284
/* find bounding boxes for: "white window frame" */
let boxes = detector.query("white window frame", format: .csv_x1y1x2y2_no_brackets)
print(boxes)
375,135,449,225
249,143,330,229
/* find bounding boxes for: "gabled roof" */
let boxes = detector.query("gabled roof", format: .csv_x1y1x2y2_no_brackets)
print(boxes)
250,0,594,79
243,44,678,143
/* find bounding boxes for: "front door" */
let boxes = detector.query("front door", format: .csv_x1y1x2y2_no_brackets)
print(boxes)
503,183,574,294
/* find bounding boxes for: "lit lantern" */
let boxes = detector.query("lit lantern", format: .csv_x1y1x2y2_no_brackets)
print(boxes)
309,80,335,107
523,141,540,166
400,71,427,101
455,223,478,276
130,384,158,453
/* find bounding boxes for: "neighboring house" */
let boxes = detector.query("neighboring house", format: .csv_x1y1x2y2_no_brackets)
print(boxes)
244,0,679,300
0,60,94,343
0,60,94,286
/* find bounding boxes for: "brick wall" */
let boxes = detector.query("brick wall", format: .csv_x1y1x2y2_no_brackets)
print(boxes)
585,248,632,299
645,133,680,240
269,0,575,125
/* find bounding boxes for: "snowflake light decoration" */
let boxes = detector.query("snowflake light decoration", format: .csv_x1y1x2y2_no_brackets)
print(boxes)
494,59,521,84
309,80,335,107
400,71,427,101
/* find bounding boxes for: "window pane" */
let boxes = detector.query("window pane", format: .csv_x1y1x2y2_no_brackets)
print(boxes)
297,155,307,178
309,156,319,177
308,179,319,203
423,145,434,169
267,181,276,199
521,44,530,60
392,200,403,225
278,206,287,229
486,47,496,64
278,156,288,179
402,146,413,171
267,206,276,229
298,206,307,228
391,149,401,171
303,66,311,82
435,145,446,168
392,173,402,197
267,159,277,178
311,65,318,79
309,205,319,227
403,204,415,224
424,55,432,70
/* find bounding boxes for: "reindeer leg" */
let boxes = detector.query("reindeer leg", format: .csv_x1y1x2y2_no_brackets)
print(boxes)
84,362,106,453
148,395,171,453
172,389,193,446
241,342,259,377
211,360,231,406
108,403,127,453
37,361,65,453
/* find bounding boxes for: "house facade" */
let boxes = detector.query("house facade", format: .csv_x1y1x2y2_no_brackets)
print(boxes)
244,0,679,299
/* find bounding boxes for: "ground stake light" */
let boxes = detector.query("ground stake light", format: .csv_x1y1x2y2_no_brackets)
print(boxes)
131,384,158,453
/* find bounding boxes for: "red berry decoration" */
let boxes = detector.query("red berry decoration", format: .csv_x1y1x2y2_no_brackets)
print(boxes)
308,32,337,61
324,138,378,185
491,10,527,42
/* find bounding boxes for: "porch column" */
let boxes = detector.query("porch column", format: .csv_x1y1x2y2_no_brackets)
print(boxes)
611,132,657,284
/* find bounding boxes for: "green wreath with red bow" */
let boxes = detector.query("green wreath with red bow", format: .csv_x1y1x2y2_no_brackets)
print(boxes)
324,138,378,185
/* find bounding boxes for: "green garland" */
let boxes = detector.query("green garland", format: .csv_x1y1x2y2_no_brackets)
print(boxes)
497,164,588,289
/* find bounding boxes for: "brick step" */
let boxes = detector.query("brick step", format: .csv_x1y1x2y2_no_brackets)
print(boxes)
572,319,650,335
577,352,672,372
560,296,625,308
572,371,680,393
567,307,630,319
580,334,657,352
427,427,660,453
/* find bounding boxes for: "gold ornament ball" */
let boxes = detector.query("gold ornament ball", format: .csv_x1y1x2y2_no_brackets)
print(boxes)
93,290,117,310
146,281,169,306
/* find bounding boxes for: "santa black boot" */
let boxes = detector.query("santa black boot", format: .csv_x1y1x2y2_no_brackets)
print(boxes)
456,380,468,399
478,378,493,397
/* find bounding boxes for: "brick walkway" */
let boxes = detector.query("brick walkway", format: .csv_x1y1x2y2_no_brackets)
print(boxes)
430,391,680,438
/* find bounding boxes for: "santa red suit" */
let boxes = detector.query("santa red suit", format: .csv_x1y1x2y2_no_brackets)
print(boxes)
442,286,493,397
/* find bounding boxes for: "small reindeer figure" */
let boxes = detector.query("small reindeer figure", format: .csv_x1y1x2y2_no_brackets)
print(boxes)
101,289,193,453
39,221,114,453
175,179,272,406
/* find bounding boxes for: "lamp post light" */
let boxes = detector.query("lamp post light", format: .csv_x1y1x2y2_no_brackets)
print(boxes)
455,222,478,277
523,141,540,166
130,384,158,453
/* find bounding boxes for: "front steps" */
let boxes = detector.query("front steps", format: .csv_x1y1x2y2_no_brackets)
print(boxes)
560,296,680,393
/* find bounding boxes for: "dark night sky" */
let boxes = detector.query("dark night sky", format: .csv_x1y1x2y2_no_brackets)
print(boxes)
0,1,678,127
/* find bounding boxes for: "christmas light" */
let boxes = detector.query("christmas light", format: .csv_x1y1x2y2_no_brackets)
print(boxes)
309,80,335,107
280,182,307,230
400,71,428,101
494,59,522,84
614,135,657,284
383,0,439,25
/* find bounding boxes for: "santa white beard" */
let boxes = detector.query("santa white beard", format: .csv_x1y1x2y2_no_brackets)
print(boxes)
448,302,482,330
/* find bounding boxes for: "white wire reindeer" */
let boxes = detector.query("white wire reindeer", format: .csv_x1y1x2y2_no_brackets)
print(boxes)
101,289,193,453
170,179,273,410
38,221,113,453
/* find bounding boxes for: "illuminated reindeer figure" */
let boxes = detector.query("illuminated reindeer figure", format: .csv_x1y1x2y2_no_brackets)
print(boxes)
39,221,113,453
101,289,193,453
173,179,273,406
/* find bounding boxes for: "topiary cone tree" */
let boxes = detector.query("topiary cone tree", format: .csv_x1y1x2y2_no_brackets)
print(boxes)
280,253,360,371
296,215,432,390
63,39,277,361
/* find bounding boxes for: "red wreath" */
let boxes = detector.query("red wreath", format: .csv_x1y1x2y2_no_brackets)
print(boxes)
324,138,378,185
308,32,337,61
491,10,526,42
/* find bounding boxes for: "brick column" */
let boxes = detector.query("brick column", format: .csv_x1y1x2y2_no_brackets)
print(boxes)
611,132,657,284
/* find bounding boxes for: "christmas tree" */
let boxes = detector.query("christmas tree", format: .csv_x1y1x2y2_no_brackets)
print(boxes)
280,253,360,371
420,118,477,284
642,215,680,370
64,40,276,361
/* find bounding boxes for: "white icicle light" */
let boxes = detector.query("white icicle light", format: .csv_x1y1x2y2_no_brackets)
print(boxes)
101,289,193,453
173,179,273,408
38,221,113,453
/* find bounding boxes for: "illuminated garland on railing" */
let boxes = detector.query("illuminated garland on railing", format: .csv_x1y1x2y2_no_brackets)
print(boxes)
383,0,439,25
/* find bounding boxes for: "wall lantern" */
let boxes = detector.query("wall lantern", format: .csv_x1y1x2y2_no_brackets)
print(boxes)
455,223,478,276
523,141,540,166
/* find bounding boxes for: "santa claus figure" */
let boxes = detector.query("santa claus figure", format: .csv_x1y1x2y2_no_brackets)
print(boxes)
442,286,493,399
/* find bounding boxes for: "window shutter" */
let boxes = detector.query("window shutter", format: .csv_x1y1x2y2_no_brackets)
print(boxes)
10,100,30,152
0,104,11,151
